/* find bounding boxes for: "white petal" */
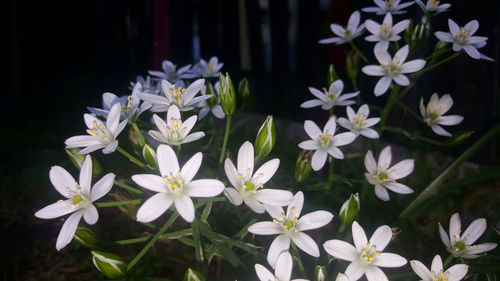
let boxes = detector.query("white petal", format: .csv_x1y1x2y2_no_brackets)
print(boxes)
158,144,180,176
311,150,328,171
301,99,323,108
298,140,319,150
431,124,452,136
375,186,390,201
136,193,173,223
437,115,463,126
183,79,205,103
333,132,357,146
224,187,243,206
297,211,333,231
318,37,343,44
394,45,409,63
56,210,83,251
267,235,291,268
304,120,322,139
365,19,380,35
410,260,432,280
392,19,409,34
50,166,77,198
83,205,99,225
360,128,379,139
308,87,327,101
369,225,392,251
449,213,461,243
35,201,76,219
275,252,293,281
362,151,377,176
106,103,122,132
255,189,294,206
244,197,266,213
378,146,392,168
374,48,391,64
224,159,239,188
182,132,205,144
435,31,454,42
400,59,426,73
248,221,283,235
337,117,352,130
265,205,285,220
211,105,225,119
78,144,105,155
463,243,497,255
90,173,115,201
323,239,358,262
431,254,443,273
390,159,414,179
373,253,407,267
447,264,468,280
383,182,413,194
181,152,202,183
448,19,460,37
287,191,304,217
461,218,486,244
255,264,275,281
345,262,366,281
352,221,368,251
174,195,195,222
238,141,254,175
393,74,410,86
79,155,93,196
365,266,388,281
132,174,166,193
102,140,119,154
464,20,479,34
153,114,169,136
362,65,385,76
292,232,320,257
181,116,198,137
324,117,337,133
374,77,392,96
253,158,280,186
330,23,346,37
65,135,101,148
439,223,451,248
187,179,224,197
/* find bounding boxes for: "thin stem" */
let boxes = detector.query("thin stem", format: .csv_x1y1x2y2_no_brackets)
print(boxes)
348,40,369,63
384,126,445,146
397,100,424,122
443,254,454,267
130,121,146,146
201,201,213,223
218,115,232,165
291,241,308,279
116,146,146,168
116,229,192,245
326,157,335,189
114,180,143,194
95,199,141,208
127,212,179,271
378,85,400,134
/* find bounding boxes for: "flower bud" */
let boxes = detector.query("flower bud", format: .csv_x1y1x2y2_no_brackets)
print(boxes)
335,273,350,281
345,51,359,81
65,148,102,176
74,226,97,248
295,150,313,183
339,193,360,226
183,268,206,281
315,266,327,281
142,144,158,169
327,64,339,85
219,72,236,116
255,116,276,158
238,78,251,109
91,250,126,279
128,127,145,150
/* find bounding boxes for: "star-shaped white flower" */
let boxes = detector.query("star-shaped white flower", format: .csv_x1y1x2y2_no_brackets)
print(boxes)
318,11,365,45
148,60,196,85
439,213,497,259
364,13,410,50
364,146,414,201
88,83,151,122
323,221,407,281
132,145,225,223
224,141,293,213
298,118,357,171
419,93,463,137
130,75,159,95
249,192,333,267
362,0,414,15
65,103,127,154
435,19,492,61
190,56,224,78
197,81,225,120
138,78,211,112
410,255,468,281
255,252,309,281
35,155,115,250
337,105,380,139
415,0,451,14
148,105,205,146
300,80,359,111
362,45,426,96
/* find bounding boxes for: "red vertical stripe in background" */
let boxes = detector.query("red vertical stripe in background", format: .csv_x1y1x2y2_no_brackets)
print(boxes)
153,0,170,69
326,0,349,74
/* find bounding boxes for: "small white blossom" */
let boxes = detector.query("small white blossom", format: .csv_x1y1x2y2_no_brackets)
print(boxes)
35,155,115,250
224,141,293,213
318,11,365,45
190,56,224,78
439,213,497,259
197,81,225,120
139,78,211,112
130,75,159,94
148,60,196,85
410,255,468,281
362,45,426,96
337,105,380,139
362,0,414,15
435,19,493,61
255,252,309,281
364,13,410,50
419,93,463,137
132,145,224,223
148,105,205,146
298,118,357,171
249,192,333,267
415,0,451,14
323,221,407,281
301,80,359,111
364,146,414,201
65,103,127,154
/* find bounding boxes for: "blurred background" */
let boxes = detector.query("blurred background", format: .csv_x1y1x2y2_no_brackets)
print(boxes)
3,0,500,280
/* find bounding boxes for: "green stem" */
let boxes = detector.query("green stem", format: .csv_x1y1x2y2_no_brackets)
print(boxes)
443,254,454,267
116,146,146,168
201,201,213,223
397,100,424,122
116,229,192,245
327,157,335,189
130,121,146,146
114,180,143,194
95,199,141,208
127,212,179,271
378,85,400,134
218,115,232,165
291,241,308,279
348,40,369,63
384,126,445,146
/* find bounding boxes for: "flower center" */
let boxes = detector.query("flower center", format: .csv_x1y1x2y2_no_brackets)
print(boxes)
163,172,184,192
345,29,352,36
353,115,367,129
168,84,186,103
319,130,333,146
385,0,395,8
378,172,388,181
361,243,380,263
166,118,186,142
457,27,471,42
432,270,450,281
72,195,83,204
274,208,299,233
379,24,392,39
455,241,466,251
382,58,401,77
429,112,438,121
427,0,440,9
87,121,113,143
243,181,255,191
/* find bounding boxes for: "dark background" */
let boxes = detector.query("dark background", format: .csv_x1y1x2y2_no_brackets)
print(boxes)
3,0,500,280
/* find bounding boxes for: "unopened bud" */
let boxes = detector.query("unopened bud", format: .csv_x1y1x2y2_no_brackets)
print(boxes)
65,148,102,176
295,150,313,183
238,78,250,101
91,250,126,279
327,64,339,85
339,193,360,226
74,226,97,248
315,266,327,281
219,72,236,116
346,51,359,81
128,127,145,150
142,144,158,169
183,268,206,281
255,116,276,157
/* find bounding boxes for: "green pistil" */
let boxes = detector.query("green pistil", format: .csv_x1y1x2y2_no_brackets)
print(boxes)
283,220,294,230
378,172,388,181
345,30,351,35
243,181,255,191
455,241,466,251
429,112,438,120
72,195,83,204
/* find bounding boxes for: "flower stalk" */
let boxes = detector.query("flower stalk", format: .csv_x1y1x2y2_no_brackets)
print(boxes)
218,115,232,165
116,146,146,168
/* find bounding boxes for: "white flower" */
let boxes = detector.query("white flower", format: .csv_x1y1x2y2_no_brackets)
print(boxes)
132,145,224,223
197,81,225,120
298,118,357,171
335,273,350,281
419,93,463,137
138,78,211,112
362,45,426,96
364,146,414,201
88,83,151,122
435,19,492,61
130,75,158,94
323,221,407,281
148,105,205,146
35,155,115,250
190,56,224,78
318,11,365,45
224,141,293,213
439,213,498,259
300,80,359,111
255,252,308,281
249,192,333,267
337,105,380,139
148,60,196,85
364,13,410,50
362,0,414,15
65,103,127,154
410,255,468,281
415,0,451,14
